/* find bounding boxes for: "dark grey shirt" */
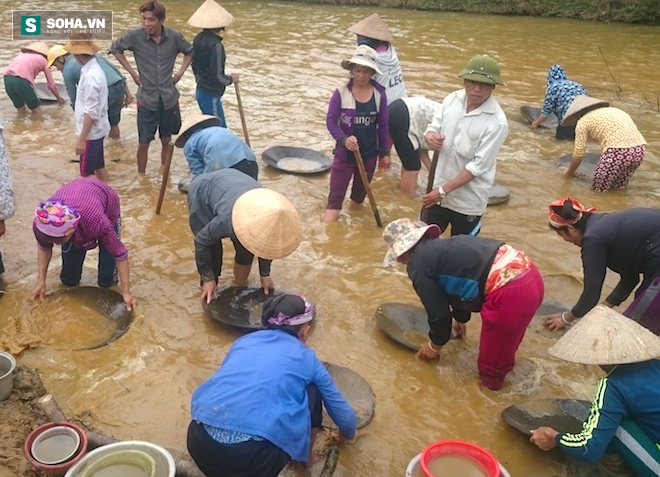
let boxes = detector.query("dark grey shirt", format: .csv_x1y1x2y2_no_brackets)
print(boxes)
187,169,271,282
110,25,193,110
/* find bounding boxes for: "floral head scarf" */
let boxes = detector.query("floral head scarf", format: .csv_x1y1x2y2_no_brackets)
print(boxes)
547,65,567,85
33,200,80,237
265,294,315,326
548,196,596,228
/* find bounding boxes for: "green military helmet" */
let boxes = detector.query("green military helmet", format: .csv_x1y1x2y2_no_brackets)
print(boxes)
458,55,504,86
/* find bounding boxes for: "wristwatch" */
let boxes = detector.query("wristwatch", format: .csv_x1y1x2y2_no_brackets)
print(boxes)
436,186,447,205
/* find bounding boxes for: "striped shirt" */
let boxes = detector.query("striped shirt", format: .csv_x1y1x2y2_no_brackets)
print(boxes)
36,179,127,260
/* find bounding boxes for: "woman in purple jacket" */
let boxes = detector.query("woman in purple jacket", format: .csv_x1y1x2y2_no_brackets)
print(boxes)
324,45,390,222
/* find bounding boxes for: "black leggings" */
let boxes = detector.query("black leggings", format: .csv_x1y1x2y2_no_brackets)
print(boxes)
230,159,259,181
187,384,323,477
389,99,421,171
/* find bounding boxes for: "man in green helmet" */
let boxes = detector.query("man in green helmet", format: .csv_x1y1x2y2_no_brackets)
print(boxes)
422,55,508,236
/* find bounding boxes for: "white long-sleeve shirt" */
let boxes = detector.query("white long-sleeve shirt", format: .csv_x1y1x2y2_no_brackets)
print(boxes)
74,58,110,140
425,89,508,216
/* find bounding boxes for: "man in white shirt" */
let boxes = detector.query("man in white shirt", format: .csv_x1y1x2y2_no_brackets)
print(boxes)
64,36,110,182
423,55,508,236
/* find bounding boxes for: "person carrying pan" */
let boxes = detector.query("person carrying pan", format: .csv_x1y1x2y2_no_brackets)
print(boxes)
187,293,357,477
187,168,302,303
382,218,544,391
530,306,660,477
174,113,257,179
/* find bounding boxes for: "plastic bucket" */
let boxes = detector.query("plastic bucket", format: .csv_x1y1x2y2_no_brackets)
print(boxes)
0,351,16,401
420,440,500,477
31,425,81,465
64,441,176,477
24,422,88,477
406,453,511,477
80,449,156,477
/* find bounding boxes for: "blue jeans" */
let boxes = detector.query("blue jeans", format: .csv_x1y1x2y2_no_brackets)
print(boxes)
196,89,227,128
60,220,120,288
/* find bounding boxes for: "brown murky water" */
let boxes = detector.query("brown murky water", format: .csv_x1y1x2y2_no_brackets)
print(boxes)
1,1,659,476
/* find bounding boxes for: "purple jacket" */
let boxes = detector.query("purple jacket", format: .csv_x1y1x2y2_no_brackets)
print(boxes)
326,79,390,162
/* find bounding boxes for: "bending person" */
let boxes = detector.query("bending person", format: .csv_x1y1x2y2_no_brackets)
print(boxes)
187,169,301,302
531,306,660,477
382,218,544,390
175,113,257,179
388,96,441,198
546,197,660,335
30,178,137,311
188,293,357,477
561,96,646,192
530,64,587,140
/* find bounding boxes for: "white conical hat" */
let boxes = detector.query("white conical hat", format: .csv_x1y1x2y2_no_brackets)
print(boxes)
232,189,302,260
188,0,235,29
561,96,609,126
548,305,660,365
174,113,221,147
348,13,394,43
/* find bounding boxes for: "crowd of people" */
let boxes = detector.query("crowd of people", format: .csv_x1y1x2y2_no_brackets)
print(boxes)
0,0,658,475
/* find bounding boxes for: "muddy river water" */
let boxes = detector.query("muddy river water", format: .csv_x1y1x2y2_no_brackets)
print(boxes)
0,1,659,476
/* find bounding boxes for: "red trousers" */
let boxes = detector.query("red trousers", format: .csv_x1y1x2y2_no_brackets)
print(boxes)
478,263,544,387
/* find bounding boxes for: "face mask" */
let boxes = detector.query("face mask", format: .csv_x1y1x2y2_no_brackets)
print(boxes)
357,36,380,49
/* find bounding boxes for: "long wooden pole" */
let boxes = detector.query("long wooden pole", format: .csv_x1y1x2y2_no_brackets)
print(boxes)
235,83,250,147
155,142,175,215
354,150,382,228
421,150,440,223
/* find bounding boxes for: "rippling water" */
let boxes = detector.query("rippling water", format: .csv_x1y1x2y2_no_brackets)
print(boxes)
1,1,659,475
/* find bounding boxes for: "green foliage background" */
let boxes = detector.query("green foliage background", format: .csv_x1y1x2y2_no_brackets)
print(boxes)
290,0,660,24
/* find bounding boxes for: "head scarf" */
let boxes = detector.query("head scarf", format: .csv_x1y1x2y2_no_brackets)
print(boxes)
547,65,567,85
33,200,80,237
548,196,596,228
266,294,315,326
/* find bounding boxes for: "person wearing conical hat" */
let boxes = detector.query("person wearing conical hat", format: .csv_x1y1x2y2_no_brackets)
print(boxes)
110,0,194,174
3,42,65,115
348,13,407,104
422,55,508,236
48,44,134,139
187,169,302,303
174,113,257,178
188,0,238,128
545,197,660,336
561,95,646,192
324,45,391,222
382,218,544,391
530,306,660,477
530,64,587,140
64,35,111,182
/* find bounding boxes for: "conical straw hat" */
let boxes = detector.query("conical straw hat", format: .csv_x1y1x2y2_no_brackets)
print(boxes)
174,113,221,147
188,0,235,29
21,42,49,58
561,96,609,126
548,305,660,365
232,189,302,260
348,13,394,43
